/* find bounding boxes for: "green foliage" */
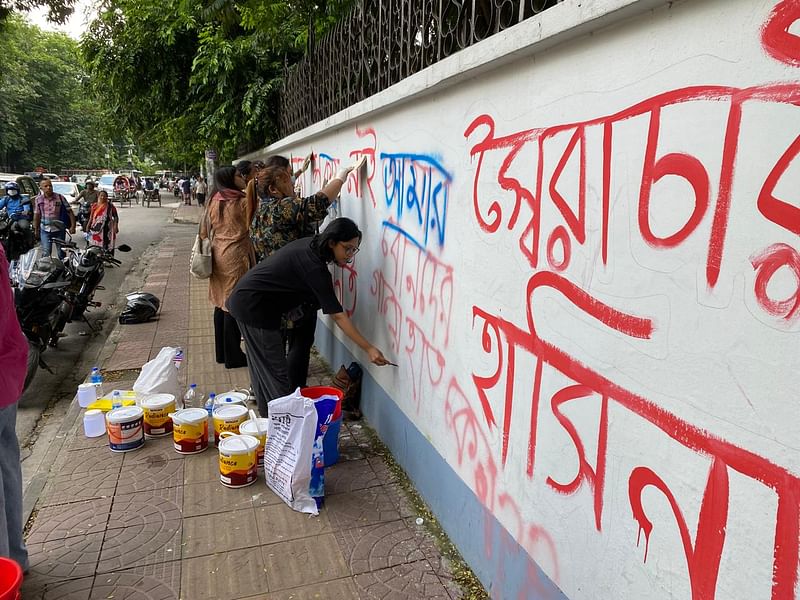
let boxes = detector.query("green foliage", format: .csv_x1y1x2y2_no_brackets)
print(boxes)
0,15,113,172
0,0,73,26
81,0,355,166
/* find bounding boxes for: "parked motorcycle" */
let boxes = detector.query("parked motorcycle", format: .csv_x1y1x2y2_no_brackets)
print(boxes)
14,224,131,391
48,237,131,344
14,247,73,391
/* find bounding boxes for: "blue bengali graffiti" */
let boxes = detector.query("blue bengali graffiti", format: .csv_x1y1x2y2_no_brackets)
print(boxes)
380,152,452,248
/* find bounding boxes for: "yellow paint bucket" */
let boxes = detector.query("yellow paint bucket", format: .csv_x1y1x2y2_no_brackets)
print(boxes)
212,404,248,445
169,408,209,454
217,432,259,487
239,418,269,469
141,393,176,437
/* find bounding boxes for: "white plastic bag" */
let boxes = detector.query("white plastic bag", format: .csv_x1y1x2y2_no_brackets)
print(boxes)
264,388,319,515
133,346,180,401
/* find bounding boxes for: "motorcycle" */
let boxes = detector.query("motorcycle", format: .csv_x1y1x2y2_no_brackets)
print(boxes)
14,245,73,391
14,224,131,391
0,208,36,262
48,236,131,345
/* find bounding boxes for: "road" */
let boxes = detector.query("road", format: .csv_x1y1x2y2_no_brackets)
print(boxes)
15,197,184,490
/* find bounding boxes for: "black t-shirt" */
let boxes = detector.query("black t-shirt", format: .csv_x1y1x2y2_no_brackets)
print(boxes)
226,237,343,329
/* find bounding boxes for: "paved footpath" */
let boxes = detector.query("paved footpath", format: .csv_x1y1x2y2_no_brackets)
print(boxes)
19,204,476,599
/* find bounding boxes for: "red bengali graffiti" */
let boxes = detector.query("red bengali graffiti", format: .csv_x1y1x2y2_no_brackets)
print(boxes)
348,126,378,206
761,0,800,66
750,243,800,321
468,269,799,599
464,84,800,292
332,262,358,317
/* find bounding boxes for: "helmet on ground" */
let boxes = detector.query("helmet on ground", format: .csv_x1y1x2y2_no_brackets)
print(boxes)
118,292,160,324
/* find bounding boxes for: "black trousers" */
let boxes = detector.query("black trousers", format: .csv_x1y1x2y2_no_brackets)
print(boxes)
213,307,247,368
286,310,317,390
238,322,291,417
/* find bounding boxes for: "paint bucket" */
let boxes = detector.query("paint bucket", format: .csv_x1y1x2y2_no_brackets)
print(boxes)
212,404,248,445
213,391,248,409
217,432,259,488
141,393,175,437
170,408,209,454
106,406,145,452
0,557,22,600
239,418,269,469
301,386,343,467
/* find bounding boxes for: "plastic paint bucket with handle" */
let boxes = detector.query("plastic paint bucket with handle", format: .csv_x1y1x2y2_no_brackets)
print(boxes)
212,404,248,445
141,393,175,437
217,432,259,487
106,406,145,452
170,408,209,454
239,417,269,469
0,557,22,600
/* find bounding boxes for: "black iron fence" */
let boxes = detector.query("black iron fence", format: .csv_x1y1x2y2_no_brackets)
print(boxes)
279,0,563,136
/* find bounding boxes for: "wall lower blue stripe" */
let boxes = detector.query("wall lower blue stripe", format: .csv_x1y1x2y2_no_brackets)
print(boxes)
317,325,568,600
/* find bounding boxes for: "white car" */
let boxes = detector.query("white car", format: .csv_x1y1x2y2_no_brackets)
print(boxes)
96,173,119,198
51,181,82,215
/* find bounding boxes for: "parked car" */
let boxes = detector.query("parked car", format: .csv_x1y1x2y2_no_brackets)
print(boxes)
51,181,81,215
0,172,40,198
96,173,119,197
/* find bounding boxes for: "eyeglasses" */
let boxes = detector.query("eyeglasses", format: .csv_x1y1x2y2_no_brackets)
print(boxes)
340,243,360,256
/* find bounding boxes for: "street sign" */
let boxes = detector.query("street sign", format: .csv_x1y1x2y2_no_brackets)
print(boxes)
205,149,217,160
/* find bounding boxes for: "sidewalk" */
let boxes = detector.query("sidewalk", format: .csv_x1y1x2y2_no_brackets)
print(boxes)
19,204,472,599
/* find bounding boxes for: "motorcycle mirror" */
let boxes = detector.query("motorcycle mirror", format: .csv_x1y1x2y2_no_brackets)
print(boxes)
117,244,132,252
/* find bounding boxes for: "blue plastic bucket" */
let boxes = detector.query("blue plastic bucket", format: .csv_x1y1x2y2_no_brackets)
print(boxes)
323,417,342,466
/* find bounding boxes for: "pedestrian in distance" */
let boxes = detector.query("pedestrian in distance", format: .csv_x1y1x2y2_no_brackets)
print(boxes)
227,216,391,417
33,178,75,259
181,177,191,205
0,243,30,574
202,166,254,369
86,190,119,253
195,175,207,207
75,180,98,206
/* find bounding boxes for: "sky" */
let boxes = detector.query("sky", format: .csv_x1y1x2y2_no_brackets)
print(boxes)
25,0,95,40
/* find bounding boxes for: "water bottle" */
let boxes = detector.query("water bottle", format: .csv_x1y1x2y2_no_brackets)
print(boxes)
174,347,184,369
90,367,103,396
205,392,216,446
183,383,197,409
111,390,122,410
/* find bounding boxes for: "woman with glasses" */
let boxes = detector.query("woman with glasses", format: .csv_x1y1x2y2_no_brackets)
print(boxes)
248,161,355,392
227,217,390,417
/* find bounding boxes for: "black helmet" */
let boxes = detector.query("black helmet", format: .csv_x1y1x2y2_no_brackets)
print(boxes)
118,292,160,324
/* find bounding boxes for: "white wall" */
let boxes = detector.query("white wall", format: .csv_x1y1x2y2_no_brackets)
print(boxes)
251,0,800,597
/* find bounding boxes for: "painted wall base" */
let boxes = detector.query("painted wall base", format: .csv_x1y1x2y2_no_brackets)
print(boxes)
316,323,567,600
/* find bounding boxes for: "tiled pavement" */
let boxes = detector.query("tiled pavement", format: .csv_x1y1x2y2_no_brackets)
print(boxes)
20,204,469,599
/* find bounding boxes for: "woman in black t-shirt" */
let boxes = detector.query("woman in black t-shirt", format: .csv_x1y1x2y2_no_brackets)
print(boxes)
227,217,390,416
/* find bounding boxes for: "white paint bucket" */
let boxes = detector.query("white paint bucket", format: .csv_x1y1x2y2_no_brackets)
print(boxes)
212,404,248,445
170,408,209,454
213,392,248,409
106,406,145,452
141,393,176,437
239,418,269,469
217,432,259,487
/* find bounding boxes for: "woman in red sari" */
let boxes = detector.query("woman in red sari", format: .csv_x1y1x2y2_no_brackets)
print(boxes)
86,190,119,252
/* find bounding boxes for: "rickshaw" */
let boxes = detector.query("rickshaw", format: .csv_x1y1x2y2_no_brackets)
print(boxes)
113,175,134,206
142,178,161,207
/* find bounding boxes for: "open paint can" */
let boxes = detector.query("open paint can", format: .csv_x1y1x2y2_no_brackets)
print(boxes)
212,404,248,445
141,393,176,437
106,406,145,452
170,408,209,454
217,432,259,487
239,417,268,469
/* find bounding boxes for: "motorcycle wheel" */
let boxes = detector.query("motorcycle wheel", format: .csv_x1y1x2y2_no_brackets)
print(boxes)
23,340,39,392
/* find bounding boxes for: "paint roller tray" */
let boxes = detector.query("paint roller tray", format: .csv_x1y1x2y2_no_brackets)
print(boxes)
87,390,138,412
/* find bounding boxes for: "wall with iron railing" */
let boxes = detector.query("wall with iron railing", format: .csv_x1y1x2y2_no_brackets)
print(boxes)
279,0,562,136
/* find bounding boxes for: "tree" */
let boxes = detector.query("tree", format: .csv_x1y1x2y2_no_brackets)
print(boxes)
81,0,354,166
0,16,112,172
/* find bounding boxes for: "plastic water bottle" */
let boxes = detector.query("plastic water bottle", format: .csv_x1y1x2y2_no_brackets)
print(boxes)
183,383,197,409
90,367,103,396
111,390,122,410
205,392,216,446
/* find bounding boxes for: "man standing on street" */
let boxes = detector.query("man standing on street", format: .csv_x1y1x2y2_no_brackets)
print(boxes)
0,243,29,573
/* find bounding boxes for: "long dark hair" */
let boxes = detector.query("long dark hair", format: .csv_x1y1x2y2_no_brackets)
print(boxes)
311,217,362,263
265,155,290,170
209,166,240,219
